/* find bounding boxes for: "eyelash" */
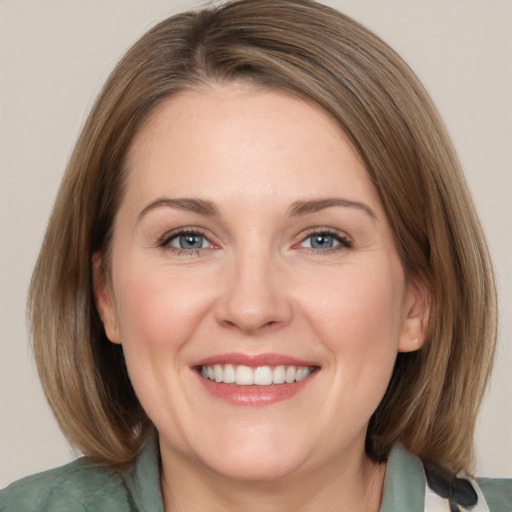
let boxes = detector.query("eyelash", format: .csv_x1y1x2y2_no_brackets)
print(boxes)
298,229,352,254
158,228,213,257
158,228,352,256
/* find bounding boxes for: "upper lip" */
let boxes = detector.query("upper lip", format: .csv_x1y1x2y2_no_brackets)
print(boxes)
193,353,319,368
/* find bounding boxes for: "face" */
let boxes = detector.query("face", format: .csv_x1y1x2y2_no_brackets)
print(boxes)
95,84,426,483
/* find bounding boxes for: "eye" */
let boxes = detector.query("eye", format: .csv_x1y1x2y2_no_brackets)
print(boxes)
299,231,351,251
163,230,212,251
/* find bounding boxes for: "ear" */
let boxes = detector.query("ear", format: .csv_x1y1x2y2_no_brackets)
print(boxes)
92,253,121,344
398,279,430,353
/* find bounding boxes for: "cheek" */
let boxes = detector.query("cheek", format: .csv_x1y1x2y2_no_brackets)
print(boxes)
112,259,215,353
299,260,405,396
307,259,404,345
109,260,217,430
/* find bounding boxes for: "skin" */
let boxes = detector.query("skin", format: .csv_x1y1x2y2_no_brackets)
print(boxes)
95,83,427,512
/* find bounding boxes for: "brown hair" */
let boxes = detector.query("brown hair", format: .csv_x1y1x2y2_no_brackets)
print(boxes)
29,0,497,473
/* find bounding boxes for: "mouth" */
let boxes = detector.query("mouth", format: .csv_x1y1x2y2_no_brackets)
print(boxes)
192,354,319,405
199,364,317,386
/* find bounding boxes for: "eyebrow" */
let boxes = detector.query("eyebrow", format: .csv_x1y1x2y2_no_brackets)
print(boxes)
139,198,219,219
287,198,376,219
138,196,376,220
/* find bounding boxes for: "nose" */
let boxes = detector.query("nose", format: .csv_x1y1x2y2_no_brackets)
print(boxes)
214,248,293,335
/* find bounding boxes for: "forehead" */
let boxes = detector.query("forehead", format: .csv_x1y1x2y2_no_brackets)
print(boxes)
123,84,383,213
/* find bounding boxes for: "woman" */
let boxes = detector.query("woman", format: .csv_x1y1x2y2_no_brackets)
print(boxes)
1,0,510,510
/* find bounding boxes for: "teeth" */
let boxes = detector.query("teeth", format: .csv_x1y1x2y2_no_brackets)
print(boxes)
273,365,286,384
223,364,236,383
285,366,296,383
295,367,310,381
200,364,314,386
235,365,254,385
253,366,273,385
214,364,223,383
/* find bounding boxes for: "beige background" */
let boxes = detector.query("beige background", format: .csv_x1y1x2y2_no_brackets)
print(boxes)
1,0,511,488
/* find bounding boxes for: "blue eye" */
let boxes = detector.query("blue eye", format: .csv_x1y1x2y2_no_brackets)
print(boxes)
166,232,210,250
300,232,350,250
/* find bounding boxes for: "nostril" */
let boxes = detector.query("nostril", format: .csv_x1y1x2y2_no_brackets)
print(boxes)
213,268,294,333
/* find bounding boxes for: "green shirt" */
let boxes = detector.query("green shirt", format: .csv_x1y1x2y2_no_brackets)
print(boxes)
1,438,511,511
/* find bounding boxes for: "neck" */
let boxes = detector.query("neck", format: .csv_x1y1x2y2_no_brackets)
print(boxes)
159,443,385,512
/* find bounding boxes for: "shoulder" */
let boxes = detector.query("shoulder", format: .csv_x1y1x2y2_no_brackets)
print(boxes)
424,464,512,512
477,477,512,512
382,444,512,512
0,458,131,512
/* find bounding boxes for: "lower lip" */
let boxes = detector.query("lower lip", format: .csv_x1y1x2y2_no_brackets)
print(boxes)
196,372,318,406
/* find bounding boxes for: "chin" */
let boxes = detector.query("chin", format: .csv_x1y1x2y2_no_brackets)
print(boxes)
203,450,308,483
182,425,315,482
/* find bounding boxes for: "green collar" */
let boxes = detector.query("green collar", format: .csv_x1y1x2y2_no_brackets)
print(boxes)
123,434,164,512
379,443,425,512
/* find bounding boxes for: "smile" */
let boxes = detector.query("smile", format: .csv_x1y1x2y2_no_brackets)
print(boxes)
200,364,315,386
